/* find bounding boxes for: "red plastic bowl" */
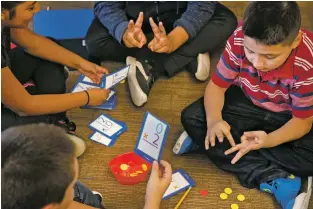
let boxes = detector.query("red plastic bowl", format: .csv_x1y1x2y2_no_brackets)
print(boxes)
109,152,151,185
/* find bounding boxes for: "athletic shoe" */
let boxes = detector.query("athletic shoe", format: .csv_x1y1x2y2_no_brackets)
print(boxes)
260,174,301,209
195,53,211,81
126,56,155,107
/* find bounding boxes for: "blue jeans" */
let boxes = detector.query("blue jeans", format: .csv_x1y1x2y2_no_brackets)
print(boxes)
181,85,313,188
74,181,105,209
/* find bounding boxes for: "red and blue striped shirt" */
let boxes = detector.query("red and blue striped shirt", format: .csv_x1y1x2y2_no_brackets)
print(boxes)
212,26,313,119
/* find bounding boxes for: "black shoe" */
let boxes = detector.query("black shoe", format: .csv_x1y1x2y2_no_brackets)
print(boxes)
56,117,77,132
126,56,155,107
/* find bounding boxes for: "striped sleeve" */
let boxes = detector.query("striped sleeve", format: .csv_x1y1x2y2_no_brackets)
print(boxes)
290,71,313,118
212,34,241,88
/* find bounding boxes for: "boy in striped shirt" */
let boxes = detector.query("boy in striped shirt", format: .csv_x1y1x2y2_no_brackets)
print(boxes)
174,2,313,209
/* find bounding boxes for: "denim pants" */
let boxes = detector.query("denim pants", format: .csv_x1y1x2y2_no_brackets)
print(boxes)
181,85,313,188
74,181,105,209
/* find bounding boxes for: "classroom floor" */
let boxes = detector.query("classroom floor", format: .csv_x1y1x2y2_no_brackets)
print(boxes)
41,1,313,209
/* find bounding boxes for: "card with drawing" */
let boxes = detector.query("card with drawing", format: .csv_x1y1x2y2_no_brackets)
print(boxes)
88,114,127,140
162,169,195,200
103,65,130,89
89,131,112,146
134,112,170,163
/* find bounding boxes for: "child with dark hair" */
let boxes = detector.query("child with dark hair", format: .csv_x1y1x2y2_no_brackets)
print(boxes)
174,2,313,208
1,1,110,136
2,124,172,209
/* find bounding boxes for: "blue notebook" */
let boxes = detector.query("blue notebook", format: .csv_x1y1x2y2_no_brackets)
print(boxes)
33,9,94,39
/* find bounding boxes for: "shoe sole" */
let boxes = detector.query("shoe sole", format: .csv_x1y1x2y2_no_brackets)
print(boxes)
173,131,189,155
195,53,210,81
126,56,147,107
293,177,312,209
66,134,86,157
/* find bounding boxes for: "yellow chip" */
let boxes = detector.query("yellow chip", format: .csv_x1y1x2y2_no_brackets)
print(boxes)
237,194,245,202
136,170,143,174
120,80,125,84
142,164,148,171
288,174,295,179
231,203,239,209
220,193,228,200
120,164,128,171
130,173,138,177
224,187,233,194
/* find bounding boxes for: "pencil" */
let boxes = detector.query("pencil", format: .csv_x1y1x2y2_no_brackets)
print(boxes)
174,187,192,209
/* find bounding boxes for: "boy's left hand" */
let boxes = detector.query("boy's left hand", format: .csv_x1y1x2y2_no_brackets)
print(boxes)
148,18,174,54
77,60,109,84
224,131,270,164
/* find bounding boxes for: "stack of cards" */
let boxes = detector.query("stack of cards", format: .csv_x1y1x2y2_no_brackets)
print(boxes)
70,65,130,110
88,114,127,147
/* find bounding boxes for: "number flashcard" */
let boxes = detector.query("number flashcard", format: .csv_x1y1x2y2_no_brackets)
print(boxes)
134,112,170,163
162,169,195,200
89,131,112,146
88,114,127,140
103,65,130,89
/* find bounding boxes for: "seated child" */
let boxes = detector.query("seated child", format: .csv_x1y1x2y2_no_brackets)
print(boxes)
1,1,110,140
2,124,172,209
174,2,313,209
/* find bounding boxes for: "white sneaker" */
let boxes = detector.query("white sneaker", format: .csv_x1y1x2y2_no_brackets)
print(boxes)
66,133,86,157
126,56,155,107
293,176,312,209
195,53,210,81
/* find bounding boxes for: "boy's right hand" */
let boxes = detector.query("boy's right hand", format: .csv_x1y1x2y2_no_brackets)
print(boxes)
205,120,236,150
86,88,111,106
145,161,172,207
122,12,147,48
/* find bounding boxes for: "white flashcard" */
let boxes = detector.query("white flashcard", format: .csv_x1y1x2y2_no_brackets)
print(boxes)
162,170,195,200
89,132,112,146
89,114,123,137
71,82,99,93
104,65,130,89
82,75,94,84
134,112,170,162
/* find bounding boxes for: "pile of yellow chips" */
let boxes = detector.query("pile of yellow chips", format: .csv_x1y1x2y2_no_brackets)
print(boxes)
219,187,246,209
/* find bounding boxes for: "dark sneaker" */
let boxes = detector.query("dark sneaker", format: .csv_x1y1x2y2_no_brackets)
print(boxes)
56,117,77,132
126,56,155,107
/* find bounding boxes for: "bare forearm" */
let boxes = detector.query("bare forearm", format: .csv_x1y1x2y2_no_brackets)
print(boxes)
268,117,313,147
11,28,83,69
204,81,226,124
23,92,88,116
143,199,161,209
168,26,189,52
67,201,100,209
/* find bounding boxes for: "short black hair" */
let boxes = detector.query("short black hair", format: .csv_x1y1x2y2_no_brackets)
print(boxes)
1,124,76,209
243,2,301,46
1,1,24,18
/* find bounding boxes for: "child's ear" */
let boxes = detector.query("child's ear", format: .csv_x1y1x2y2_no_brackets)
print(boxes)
291,31,303,49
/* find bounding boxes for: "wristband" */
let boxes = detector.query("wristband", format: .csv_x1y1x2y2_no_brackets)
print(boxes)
84,90,90,106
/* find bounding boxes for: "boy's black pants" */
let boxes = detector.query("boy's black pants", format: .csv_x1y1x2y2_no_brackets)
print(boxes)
181,85,313,188
74,181,105,209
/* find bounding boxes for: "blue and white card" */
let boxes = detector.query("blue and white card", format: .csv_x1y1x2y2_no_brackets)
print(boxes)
134,112,170,163
82,90,117,110
162,169,195,200
71,81,100,93
89,131,112,146
77,65,130,89
88,114,127,140
103,65,130,89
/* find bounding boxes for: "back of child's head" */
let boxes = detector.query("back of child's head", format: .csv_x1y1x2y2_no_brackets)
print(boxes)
243,2,301,46
1,124,76,209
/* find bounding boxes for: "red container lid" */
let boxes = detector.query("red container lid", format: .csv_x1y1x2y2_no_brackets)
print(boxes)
109,152,152,185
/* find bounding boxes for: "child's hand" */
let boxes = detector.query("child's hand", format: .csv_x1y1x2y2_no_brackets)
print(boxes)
145,161,172,207
205,120,236,150
77,60,109,84
86,88,111,106
224,131,269,164
122,12,147,48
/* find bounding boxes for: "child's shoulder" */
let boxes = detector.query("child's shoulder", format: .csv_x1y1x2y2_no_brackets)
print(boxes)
294,29,313,74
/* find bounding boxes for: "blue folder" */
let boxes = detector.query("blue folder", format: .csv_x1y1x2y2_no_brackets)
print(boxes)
33,9,94,39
